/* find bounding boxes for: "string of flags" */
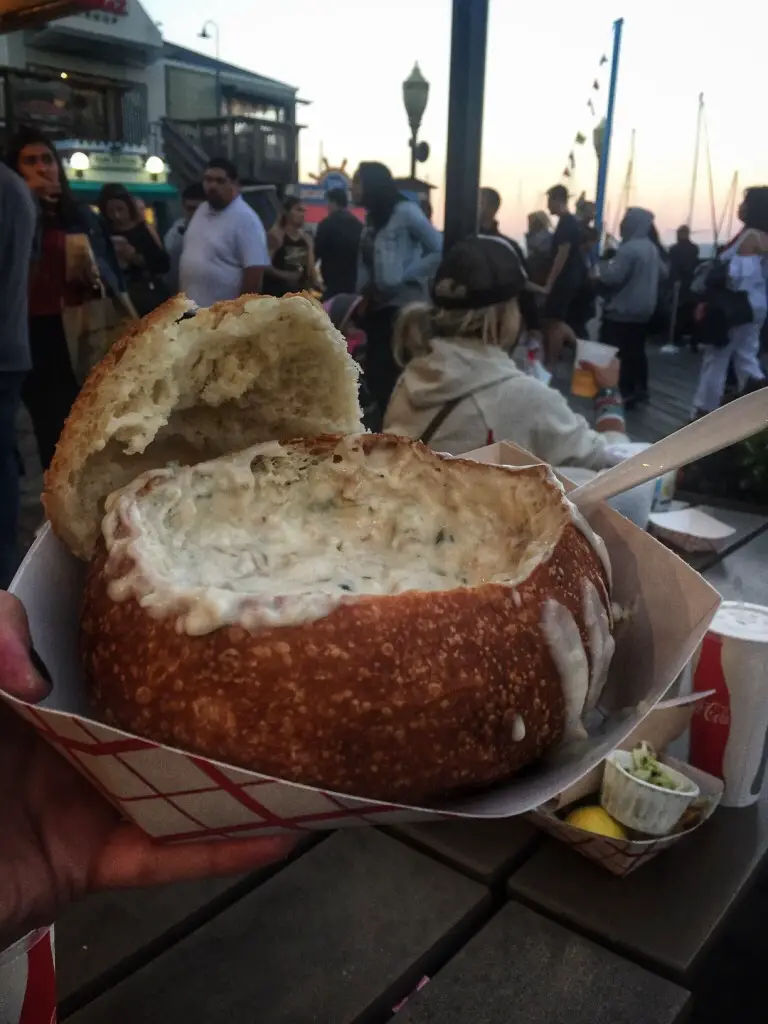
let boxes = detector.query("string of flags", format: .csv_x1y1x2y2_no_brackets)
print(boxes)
562,53,609,182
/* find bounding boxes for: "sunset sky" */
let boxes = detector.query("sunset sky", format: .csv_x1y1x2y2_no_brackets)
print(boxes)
146,0,765,243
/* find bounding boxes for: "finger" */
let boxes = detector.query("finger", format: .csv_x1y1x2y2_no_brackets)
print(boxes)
91,823,298,891
0,592,51,702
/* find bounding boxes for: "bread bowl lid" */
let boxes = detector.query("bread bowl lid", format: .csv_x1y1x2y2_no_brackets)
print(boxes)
44,292,364,560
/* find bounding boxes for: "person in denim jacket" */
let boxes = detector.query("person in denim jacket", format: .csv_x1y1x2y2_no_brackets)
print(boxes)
353,162,442,427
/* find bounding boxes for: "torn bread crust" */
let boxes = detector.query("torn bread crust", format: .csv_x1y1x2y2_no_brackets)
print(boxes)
44,292,362,560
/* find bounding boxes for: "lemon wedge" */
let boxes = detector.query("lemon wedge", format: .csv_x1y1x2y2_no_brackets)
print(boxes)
564,805,627,840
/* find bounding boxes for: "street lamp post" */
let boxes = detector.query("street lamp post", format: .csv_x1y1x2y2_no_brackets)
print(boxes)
198,20,221,118
402,63,430,180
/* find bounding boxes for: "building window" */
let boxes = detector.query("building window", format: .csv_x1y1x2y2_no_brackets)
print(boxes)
9,72,110,141
261,126,287,164
121,86,148,146
165,66,217,121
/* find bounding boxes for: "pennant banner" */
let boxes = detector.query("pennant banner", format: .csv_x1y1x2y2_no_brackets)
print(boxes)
559,48,609,187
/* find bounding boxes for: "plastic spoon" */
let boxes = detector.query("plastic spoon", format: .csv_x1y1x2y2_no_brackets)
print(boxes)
568,390,768,512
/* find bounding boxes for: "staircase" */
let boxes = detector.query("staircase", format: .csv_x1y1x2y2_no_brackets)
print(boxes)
160,119,209,188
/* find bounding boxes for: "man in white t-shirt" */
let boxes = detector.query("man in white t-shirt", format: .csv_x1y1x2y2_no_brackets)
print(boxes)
179,158,269,307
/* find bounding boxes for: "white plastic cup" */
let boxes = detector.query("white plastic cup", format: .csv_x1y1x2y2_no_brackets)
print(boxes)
690,602,768,807
0,927,56,1024
606,441,678,511
572,340,619,399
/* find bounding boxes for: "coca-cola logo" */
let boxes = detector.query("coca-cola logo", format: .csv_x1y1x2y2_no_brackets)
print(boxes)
694,700,731,727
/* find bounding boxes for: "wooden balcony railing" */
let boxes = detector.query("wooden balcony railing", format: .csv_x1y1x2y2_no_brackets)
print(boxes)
166,116,297,185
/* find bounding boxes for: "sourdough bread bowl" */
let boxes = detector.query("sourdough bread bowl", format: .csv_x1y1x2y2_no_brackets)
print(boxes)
45,293,614,804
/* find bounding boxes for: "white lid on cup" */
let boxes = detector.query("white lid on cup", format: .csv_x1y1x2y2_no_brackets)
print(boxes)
710,601,768,644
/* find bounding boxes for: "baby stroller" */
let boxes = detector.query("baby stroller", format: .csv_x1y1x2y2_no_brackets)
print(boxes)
323,294,379,431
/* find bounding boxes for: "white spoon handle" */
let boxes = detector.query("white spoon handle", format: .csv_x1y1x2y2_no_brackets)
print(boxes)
569,390,768,511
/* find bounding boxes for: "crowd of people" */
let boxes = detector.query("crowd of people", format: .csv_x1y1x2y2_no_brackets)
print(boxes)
2,121,768,595
1,116,768,954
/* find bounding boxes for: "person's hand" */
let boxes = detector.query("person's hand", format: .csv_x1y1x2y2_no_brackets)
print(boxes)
112,236,141,268
0,592,297,951
581,357,620,390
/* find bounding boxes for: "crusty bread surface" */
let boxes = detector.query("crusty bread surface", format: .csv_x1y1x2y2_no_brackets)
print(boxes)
44,293,362,560
81,434,612,803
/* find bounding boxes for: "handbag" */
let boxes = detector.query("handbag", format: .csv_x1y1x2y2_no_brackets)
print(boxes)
694,259,753,348
62,287,138,383
63,233,140,380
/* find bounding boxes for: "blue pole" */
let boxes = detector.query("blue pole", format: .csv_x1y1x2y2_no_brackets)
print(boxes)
594,17,624,248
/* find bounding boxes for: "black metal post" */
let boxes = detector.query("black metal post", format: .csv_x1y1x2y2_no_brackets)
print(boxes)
409,129,417,180
442,0,490,251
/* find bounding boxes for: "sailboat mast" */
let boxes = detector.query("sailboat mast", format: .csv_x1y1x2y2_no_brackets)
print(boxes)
612,127,635,236
687,92,704,228
726,170,739,241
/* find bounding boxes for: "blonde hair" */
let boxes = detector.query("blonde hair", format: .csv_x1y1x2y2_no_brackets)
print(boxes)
527,210,551,233
393,299,522,366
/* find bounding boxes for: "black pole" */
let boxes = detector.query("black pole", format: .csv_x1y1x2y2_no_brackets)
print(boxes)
442,0,490,251
410,130,417,180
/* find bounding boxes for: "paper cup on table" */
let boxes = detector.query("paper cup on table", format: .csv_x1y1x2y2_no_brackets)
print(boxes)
571,340,618,399
607,441,679,511
690,602,768,807
0,927,56,1024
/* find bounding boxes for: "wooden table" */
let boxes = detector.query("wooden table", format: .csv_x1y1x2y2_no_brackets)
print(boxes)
54,502,768,1022
60,828,689,1024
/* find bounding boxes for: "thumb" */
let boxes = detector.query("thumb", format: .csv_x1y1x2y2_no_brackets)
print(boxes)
0,592,51,703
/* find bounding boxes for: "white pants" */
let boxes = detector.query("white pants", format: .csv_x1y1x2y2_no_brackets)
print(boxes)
692,313,766,413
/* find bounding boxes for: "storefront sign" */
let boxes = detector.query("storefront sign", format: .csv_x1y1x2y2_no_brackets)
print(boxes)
88,151,143,171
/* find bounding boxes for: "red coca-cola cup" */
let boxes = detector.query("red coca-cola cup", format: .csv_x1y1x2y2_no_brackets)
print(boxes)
690,601,768,808
0,927,56,1024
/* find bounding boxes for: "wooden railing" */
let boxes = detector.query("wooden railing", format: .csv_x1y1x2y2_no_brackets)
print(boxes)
165,116,297,185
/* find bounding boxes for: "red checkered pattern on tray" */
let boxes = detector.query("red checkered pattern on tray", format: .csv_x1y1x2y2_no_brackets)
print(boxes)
528,810,666,877
16,702,445,841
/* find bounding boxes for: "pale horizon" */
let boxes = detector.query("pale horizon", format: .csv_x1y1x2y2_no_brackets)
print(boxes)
145,0,765,245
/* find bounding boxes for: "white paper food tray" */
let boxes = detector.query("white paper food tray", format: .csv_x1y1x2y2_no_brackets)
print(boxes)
649,508,736,554
3,441,721,842
530,756,723,877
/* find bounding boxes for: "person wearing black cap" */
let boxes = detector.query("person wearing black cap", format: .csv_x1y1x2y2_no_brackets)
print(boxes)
384,235,628,466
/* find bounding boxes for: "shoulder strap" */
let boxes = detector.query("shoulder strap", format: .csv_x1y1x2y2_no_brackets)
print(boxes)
419,397,463,445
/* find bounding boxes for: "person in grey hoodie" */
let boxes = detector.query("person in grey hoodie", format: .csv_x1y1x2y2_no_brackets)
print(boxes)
594,207,667,406
384,235,628,468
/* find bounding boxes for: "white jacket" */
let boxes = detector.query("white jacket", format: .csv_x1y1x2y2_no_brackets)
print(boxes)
383,338,627,468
